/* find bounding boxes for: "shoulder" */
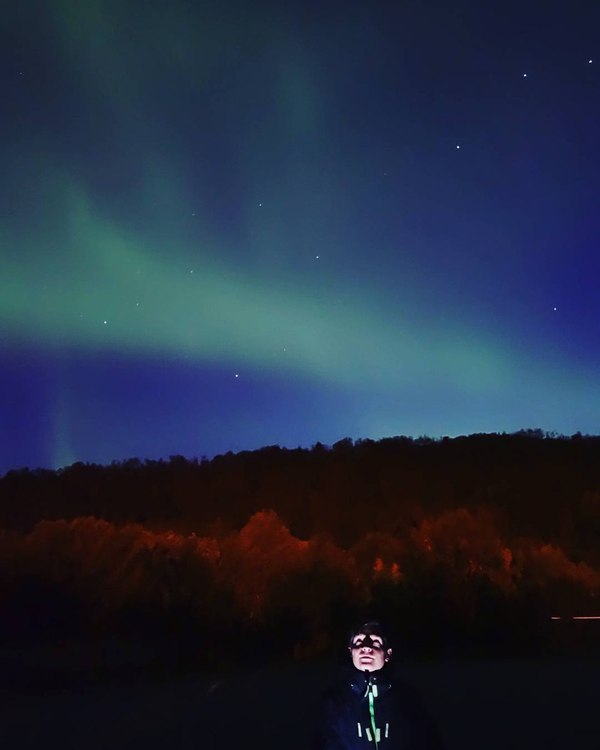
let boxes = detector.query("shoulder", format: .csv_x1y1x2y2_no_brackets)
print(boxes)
390,676,426,701
319,681,354,712
313,681,357,750
388,677,445,749
389,676,433,715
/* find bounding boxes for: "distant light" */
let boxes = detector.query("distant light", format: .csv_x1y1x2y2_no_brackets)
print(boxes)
550,615,600,620
523,73,527,78
234,373,239,378
456,145,460,150
553,306,557,311
315,255,320,259
103,320,108,325
589,59,593,64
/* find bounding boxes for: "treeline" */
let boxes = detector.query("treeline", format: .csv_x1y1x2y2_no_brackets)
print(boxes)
0,508,597,660
1,431,599,661
0,509,600,663
2,431,600,559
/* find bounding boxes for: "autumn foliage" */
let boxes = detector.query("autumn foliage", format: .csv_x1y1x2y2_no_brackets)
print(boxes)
1,432,599,661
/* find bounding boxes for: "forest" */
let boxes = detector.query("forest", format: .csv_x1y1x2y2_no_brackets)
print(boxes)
1,430,599,666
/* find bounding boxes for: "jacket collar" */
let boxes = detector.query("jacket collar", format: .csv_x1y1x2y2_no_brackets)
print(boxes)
349,665,393,697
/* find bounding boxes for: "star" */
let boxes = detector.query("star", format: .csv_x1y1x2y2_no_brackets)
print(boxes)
523,73,527,78
315,255,320,259
258,202,262,207
103,320,108,325
589,59,593,64
456,145,460,150
234,373,239,379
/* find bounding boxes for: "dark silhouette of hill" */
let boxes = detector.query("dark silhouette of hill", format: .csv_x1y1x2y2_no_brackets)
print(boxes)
1,430,599,561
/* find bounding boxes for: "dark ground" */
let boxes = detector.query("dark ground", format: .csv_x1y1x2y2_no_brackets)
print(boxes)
0,647,598,750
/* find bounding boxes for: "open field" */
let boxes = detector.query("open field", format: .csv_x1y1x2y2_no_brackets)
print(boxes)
1,653,597,749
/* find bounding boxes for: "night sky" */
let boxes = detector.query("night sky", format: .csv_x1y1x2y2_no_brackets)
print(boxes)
2,0,599,474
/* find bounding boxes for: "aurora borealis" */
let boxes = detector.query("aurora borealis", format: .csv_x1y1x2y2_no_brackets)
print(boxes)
2,1,600,474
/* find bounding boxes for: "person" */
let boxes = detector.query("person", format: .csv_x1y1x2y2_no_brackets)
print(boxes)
314,621,444,750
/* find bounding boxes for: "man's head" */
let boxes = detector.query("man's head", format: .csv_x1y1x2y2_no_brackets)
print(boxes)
348,621,392,673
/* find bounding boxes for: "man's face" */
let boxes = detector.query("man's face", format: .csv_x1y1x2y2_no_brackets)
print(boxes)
349,632,391,672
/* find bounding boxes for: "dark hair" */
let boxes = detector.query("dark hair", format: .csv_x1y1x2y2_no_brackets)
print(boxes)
348,620,389,649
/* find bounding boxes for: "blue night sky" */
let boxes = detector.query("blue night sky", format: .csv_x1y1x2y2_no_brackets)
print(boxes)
1,0,599,474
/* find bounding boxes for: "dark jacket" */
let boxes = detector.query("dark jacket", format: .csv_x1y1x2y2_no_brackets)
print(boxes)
314,665,444,750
